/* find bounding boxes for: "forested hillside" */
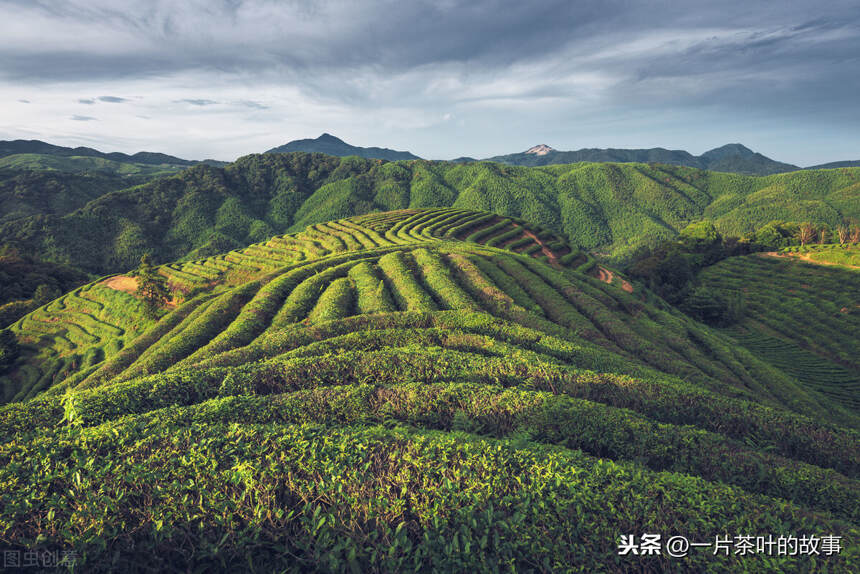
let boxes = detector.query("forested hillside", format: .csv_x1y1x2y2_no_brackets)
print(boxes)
0,209,857,572
0,170,151,223
2,153,857,274
0,154,189,177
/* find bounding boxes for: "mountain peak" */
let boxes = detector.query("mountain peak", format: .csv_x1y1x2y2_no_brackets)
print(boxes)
317,133,346,144
700,143,756,160
525,144,555,156
265,134,420,161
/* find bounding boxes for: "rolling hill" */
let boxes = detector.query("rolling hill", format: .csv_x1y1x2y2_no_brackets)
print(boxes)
0,153,192,177
2,153,858,275
485,143,801,175
266,133,420,161
0,208,857,571
0,139,224,167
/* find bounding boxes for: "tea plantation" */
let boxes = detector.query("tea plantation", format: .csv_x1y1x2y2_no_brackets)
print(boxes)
0,209,857,572
698,254,860,410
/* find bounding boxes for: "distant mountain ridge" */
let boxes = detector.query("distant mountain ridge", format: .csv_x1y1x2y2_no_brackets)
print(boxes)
266,133,420,161
485,143,801,175
0,139,225,167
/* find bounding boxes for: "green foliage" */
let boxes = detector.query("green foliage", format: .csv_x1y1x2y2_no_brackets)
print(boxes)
0,329,18,373
0,153,187,177
699,254,860,410
0,252,88,307
134,255,170,318
748,220,800,250
682,286,745,326
1,208,858,571
3,154,859,274
33,283,61,305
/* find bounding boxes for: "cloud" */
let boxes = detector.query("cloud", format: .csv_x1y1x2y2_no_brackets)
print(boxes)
71,115,97,121
0,1,856,164
18,99,30,103
78,98,95,104
237,100,268,110
175,99,217,106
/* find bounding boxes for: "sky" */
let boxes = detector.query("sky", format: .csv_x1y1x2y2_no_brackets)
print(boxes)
1,0,859,165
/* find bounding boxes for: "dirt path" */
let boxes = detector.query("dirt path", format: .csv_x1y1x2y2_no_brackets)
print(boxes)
515,225,562,268
758,251,860,270
596,266,634,293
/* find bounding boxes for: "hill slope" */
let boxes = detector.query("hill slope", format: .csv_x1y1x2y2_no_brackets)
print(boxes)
486,143,800,175
0,208,857,572
698,254,859,409
267,133,420,160
2,153,858,274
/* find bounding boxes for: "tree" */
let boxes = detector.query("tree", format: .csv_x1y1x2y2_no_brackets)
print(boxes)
135,254,170,318
797,223,816,246
851,224,860,245
33,283,61,306
837,224,850,246
751,221,797,250
0,329,19,373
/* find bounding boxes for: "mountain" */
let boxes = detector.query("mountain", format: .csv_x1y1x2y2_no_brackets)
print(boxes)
0,139,224,167
524,144,555,155
266,133,420,161
486,142,800,175
1,153,858,274
698,143,800,174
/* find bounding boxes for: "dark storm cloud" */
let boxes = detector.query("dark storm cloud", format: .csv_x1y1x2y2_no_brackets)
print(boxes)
1,0,858,163
1,1,857,111
98,96,129,103
1,2,855,71
71,115,97,121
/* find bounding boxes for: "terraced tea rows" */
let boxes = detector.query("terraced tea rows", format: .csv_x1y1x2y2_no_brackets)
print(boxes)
1,209,858,572
1,282,154,403
698,254,859,409
1,209,592,402
158,208,592,294
727,327,859,409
